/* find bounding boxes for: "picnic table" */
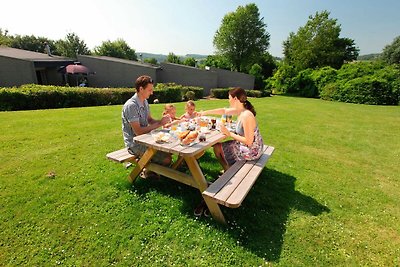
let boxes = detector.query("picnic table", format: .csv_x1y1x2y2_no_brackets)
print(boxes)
107,125,274,224
129,129,228,223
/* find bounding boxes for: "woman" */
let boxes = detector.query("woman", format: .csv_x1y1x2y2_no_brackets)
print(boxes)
200,87,264,171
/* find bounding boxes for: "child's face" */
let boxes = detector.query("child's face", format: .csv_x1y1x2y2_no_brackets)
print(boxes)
166,108,176,117
186,105,195,115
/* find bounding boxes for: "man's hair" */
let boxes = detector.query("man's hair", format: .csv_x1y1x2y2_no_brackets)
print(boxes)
135,75,154,91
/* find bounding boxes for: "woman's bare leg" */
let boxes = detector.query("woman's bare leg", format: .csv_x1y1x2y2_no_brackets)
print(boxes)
213,143,230,171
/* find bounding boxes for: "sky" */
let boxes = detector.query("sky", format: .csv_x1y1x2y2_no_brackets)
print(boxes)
1,0,400,57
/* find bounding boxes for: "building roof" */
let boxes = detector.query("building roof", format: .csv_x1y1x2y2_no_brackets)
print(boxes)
79,55,160,69
0,46,73,62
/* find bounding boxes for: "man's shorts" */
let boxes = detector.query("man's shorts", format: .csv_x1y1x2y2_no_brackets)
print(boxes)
128,144,170,165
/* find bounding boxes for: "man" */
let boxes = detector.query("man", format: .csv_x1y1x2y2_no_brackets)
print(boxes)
122,75,172,170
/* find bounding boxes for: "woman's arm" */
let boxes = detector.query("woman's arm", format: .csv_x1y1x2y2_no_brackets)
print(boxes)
200,107,240,116
220,111,255,146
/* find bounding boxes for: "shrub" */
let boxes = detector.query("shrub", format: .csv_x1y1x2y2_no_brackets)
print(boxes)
153,83,204,102
184,91,196,100
336,76,398,105
210,88,264,99
210,88,230,99
246,90,263,98
293,69,318,97
320,83,339,101
270,63,297,94
0,85,133,111
310,66,337,93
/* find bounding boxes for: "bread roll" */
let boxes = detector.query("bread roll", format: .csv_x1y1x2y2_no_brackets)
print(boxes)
178,130,190,140
182,131,198,144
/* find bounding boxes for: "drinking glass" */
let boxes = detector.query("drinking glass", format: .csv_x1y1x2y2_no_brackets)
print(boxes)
221,114,227,125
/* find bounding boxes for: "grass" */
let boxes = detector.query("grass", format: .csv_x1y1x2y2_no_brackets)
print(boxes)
0,96,399,266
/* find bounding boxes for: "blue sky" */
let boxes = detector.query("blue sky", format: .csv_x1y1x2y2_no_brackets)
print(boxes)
2,0,399,57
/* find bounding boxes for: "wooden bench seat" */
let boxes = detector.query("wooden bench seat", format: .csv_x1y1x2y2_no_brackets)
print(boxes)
106,148,138,163
203,145,275,208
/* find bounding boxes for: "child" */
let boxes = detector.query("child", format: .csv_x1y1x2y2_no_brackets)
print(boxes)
162,104,180,129
179,100,198,120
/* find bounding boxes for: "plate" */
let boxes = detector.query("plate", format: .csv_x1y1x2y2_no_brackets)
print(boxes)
180,141,198,147
151,129,173,143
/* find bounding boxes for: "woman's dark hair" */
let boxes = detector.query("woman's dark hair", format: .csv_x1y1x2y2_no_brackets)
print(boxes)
229,87,256,116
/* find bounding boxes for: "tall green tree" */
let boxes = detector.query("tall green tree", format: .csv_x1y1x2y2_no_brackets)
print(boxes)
381,35,400,64
213,3,270,72
6,33,55,54
94,39,137,60
200,55,231,70
55,33,91,59
165,52,182,64
0,28,12,46
283,11,359,70
183,57,197,67
144,57,158,65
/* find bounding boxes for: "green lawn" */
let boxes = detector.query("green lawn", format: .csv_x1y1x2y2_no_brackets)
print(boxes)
0,96,399,266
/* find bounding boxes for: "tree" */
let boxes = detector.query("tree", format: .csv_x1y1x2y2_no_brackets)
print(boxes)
0,28,12,46
144,57,158,65
165,52,182,64
257,52,277,79
249,63,263,89
283,11,359,70
7,33,56,54
183,57,196,67
213,3,270,72
200,55,231,70
94,39,137,60
381,36,400,64
55,33,91,59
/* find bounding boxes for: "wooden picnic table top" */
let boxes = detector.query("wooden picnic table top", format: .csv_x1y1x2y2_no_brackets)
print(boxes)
133,129,226,157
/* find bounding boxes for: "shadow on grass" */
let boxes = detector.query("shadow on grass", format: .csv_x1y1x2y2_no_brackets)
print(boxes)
121,153,330,262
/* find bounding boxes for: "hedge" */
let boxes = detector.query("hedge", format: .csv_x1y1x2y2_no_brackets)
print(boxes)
210,88,266,99
0,83,206,111
0,85,133,111
270,61,400,105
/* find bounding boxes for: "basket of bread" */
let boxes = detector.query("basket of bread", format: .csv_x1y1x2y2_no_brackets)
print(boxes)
178,130,199,146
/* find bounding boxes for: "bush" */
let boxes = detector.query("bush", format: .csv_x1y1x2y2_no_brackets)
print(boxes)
0,83,207,111
320,83,339,101
270,63,297,94
184,91,196,100
153,83,204,102
336,76,398,105
293,69,318,97
210,88,230,99
210,88,265,99
310,66,337,93
0,85,133,111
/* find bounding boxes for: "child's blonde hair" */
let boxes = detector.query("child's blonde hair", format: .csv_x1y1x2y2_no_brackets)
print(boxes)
185,100,196,110
163,104,176,115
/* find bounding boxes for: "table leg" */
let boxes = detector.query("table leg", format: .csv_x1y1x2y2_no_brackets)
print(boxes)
128,147,156,183
184,156,226,224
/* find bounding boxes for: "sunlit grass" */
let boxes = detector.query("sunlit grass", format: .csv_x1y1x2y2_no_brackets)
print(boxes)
0,96,399,266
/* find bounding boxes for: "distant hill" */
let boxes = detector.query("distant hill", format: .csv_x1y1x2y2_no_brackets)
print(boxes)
357,53,381,61
136,52,209,63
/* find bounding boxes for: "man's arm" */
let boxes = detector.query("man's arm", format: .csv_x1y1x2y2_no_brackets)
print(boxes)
130,113,171,136
130,120,162,136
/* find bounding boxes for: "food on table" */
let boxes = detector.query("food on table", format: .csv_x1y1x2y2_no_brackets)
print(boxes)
178,130,191,140
182,130,198,145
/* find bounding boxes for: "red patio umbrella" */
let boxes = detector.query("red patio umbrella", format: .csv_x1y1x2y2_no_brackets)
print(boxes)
65,64,91,74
